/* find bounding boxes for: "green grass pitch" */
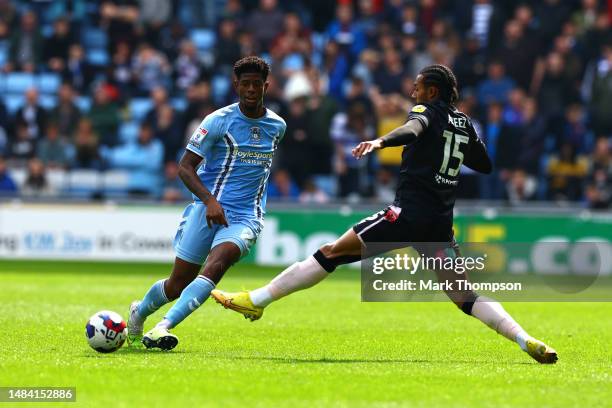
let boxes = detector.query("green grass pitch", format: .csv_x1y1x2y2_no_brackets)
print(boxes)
1,260,611,407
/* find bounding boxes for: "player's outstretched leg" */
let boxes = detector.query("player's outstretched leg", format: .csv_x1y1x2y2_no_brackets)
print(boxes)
211,229,362,321
143,242,241,350
436,263,557,364
127,258,200,347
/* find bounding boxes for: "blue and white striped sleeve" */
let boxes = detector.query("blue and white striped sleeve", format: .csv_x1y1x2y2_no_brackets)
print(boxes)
186,114,222,158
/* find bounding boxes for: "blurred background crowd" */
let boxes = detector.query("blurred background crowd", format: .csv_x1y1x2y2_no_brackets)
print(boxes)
0,0,611,209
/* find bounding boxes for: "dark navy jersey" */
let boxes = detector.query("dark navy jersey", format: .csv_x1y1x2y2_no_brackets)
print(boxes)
393,100,483,220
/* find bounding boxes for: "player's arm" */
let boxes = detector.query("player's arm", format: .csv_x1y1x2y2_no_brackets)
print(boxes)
352,119,426,159
178,151,228,227
463,129,493,174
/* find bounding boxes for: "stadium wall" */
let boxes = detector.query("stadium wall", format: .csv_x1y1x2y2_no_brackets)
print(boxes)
1,203,611,274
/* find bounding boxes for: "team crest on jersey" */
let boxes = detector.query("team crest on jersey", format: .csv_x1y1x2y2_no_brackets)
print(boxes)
189,127,208,148
412,105,427,113
249,126,262,145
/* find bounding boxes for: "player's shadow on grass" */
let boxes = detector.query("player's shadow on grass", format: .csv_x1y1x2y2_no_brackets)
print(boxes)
82,348,190,357
230,355,534,365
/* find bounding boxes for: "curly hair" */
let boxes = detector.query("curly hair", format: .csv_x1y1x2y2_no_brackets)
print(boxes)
419,64,459,104
233,56,270,81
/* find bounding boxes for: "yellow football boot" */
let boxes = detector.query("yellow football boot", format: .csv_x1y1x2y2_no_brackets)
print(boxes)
211,289,263,321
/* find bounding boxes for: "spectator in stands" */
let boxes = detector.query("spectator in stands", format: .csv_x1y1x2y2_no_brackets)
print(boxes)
280,90,311,187
106,123,163,197
131,43,171,95
532,51,576,119
322,40,350,102
585,138,612,209
6,11,42,72
154,105,182,163
139,0,172,48
326,3,367,59
88,84,120,147
14,88,47,141
517,97,546,176
215,19,242,75
453,33,486,90
305,69,337,176
0,1,18,29
561,103,590,154
0,100,8,154
273,12,312,57
374,49,406,95
506,169,537,205
100,0,140,55
477,61,515,107
7,121,35,162
50,83,81,137
44,17,75,73
175,39,201,92
162,161,190,203
110,41,134,98
145,86,169,125
63,44,95,92
299,178,329,204
21,158,56,198
72,118,102,170
589,44,612,136
493,19,538,90
0,157,17,196
547,142,589,201
37,122,72,169
331,101,376,198
479,102,508,200
267,169,300,200
247,0,285,50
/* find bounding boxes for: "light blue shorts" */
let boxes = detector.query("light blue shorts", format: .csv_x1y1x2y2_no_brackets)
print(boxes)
174,202,261,265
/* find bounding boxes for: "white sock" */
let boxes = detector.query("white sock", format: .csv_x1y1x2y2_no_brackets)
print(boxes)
471,296,532,350
250,256,328,307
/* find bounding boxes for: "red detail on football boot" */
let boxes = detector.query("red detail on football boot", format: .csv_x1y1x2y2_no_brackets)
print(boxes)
384,208,399,222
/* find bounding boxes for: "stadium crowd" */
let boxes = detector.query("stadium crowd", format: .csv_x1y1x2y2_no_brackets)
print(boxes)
0,0,611,208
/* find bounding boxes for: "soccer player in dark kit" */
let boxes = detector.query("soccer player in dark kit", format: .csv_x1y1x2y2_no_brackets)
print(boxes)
211,64,557,364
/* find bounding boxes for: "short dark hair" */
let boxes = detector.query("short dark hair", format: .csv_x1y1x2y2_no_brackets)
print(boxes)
233,56,270,81
419,64,459,104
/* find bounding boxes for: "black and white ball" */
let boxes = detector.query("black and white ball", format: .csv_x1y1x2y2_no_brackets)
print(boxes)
85,311,127,353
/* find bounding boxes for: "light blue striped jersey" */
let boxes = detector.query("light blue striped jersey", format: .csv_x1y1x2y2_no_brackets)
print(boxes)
185,103,286,224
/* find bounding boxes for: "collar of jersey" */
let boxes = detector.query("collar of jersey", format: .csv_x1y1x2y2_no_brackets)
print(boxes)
237,104,268,122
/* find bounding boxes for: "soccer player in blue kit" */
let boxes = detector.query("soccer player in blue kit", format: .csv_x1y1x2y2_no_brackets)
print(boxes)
126,56,286,350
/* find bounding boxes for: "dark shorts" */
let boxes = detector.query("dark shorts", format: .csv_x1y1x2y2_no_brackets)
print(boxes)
353,206,457,255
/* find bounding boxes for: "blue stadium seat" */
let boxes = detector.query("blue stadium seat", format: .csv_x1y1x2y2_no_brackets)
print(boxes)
171,98,187,112
68,170,101,198
3,94,25,114
5,73,36,94
86,49,109,66
0,43,8,68
129,98,153,121
38,73,61,94
82,28,108,49
41,24,54,38
211,75,231,105
75,96,92,112
38,94,58,110
119,121,140,144
102,170,130,198
191,29,216,51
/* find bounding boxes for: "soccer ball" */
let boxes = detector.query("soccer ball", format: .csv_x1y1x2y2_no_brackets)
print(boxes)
85,311,127,353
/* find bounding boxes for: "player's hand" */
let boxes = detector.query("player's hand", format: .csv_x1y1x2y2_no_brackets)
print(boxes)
352,139,383,159
204,196,228,228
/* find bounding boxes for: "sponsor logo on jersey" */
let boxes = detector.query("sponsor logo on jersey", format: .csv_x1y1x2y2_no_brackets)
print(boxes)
435,173,459,186
249,126,262,145
411,105,427,113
